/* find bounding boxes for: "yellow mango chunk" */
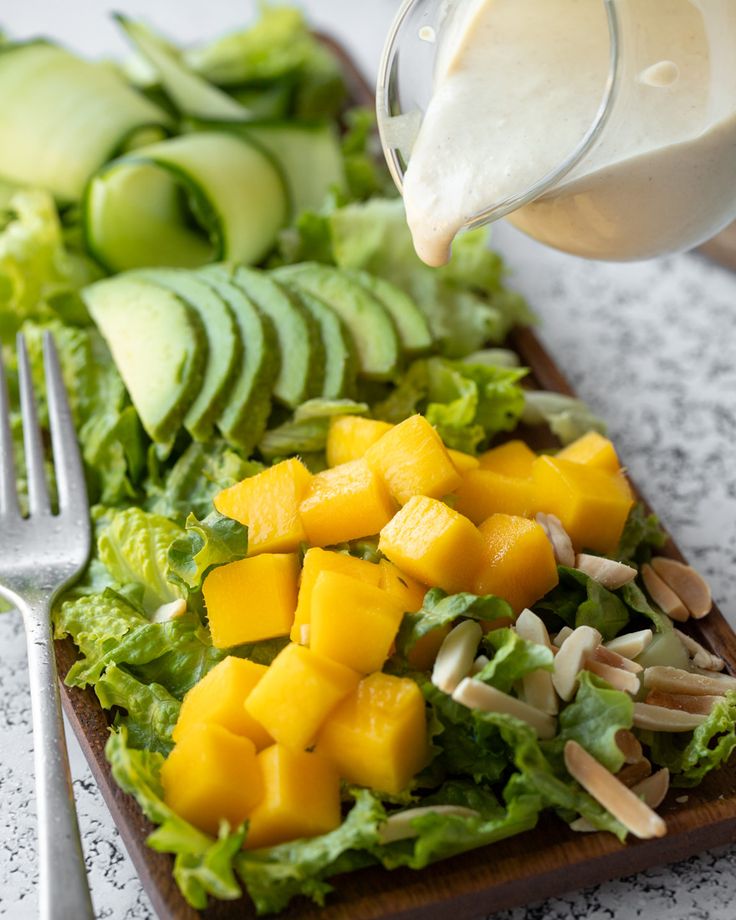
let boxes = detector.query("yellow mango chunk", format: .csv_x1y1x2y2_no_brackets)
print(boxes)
172,657,272,750
245,643,360,749
473,513,559,614
244,745,341,850
378,559,427,612
557,431,622,474
310,571,405,673
447,449,480,474
214,458,312,554
453,469,538,524
378,495,484,594
365,414,462,505
532,456,634,554
299,459,396,547
317,673,429,795
478,440,537,477
326,415,393,467
204,553,299,648
161,724,262,836
291,548,382,642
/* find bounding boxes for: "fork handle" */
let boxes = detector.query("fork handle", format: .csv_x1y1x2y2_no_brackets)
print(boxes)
23,600,95,920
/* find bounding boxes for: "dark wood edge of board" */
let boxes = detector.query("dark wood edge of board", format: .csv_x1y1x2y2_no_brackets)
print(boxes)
55,30,736,920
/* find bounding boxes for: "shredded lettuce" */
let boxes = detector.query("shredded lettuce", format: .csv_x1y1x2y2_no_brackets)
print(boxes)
477,628,554,694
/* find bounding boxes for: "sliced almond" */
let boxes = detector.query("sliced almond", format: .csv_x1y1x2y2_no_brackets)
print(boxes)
515,608,559,715
631,768,670,810
650,557,712,619
616,758,652,788
605,629,653,660
553,626,574,648
536,512,576,568
645,690,721,716
642,665,736,697
452,677,557,739
378,806,480,844
564,740,667,839
575,554,637,590
584,658,640,695
470,654,490,675
674,629,725,672
633,702,709,732
431,620,483,694
615,729,644,765
641,564,689,622
594,645,642,674
151,598,187,623
553,626,602,701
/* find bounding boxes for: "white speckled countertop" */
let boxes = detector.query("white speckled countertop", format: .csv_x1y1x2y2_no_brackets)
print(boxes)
1,2,735,918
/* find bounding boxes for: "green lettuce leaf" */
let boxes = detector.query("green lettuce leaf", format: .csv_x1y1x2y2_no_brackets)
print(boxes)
521,392,606,445
375,357,527,453
555,672,633,773
396,589,513,659
97,506,184,613
167,510,248,595
258,399,369,460
97,665,180,754
235,790,385,915
616,503,667,563
535,566,630,641
106,727,245,908
477,628,554,694
644,691,736,787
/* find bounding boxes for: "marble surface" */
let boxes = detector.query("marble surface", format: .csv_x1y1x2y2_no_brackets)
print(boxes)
1,2,735,918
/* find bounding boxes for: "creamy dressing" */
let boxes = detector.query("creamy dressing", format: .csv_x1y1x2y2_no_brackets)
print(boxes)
402,0,736,265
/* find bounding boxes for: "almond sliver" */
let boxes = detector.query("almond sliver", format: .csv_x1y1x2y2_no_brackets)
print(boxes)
615,729,644,765
553,626,602,701
642,665,736,697
605,629,653,659
633,702,709,731
642,563,689,622
650,557,712,619
584,658,640,695
645,689,721,716
378,806,480,844
431,620,482,694
594,645,643,674
631,769,670,810
564,740,666,840
575,554,637,590
452,677,557,739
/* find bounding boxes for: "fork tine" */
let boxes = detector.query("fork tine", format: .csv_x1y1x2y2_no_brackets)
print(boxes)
17,333,51,515
0,345,20,515
43,332,88,517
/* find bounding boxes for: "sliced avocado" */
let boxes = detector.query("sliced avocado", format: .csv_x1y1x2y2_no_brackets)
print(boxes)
275,263,401,380
271,274,357,400
208,265,323,408
83,275,205,445
133,268,241,442
342,268,433,355
197,270,280,453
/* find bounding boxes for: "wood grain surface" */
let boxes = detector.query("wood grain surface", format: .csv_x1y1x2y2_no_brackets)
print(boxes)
54,36,736,920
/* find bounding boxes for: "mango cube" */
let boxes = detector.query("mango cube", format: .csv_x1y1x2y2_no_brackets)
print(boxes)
326,415,393,467
317,673,428,795
291,547,382,642
245,643,360,749
447,449,480,474
378,495,484,594
244,745,341,850
473,513,559,613
478,440,537,477
299,459,396,547
532,456,634,553
556,431,621,474
161,723,262,836
214,458,312,554
378,559,427,613
172,657,272,750
453,469,538,523
204,553,299,648
310,571,405,673
365,414,461,505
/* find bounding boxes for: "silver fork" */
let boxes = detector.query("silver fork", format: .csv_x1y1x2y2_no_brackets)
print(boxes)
0,332,94,920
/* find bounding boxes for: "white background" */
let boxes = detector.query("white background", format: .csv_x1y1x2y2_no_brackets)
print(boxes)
0,2,735,918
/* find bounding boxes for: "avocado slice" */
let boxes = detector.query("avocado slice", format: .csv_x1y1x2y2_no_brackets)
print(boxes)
342,269,433,355
83,274,206,445
197,270,280,453
209,265,323,408
272,274,357,400
275,263,401,380
132,268,242,442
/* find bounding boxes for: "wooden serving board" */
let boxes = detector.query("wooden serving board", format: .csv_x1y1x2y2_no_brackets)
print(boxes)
55,36,736,920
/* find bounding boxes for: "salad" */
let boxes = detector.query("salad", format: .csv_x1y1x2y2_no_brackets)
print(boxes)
1,6,735,916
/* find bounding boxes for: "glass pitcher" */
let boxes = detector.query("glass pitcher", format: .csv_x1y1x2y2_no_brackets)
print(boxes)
376,0,736,265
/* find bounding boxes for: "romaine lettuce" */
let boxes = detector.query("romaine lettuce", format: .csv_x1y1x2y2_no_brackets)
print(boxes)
477,628,554,694
167,510,248,595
